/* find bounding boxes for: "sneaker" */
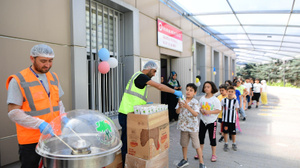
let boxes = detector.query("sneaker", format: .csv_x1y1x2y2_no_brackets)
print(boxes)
256,105,258,108
242,117,246,121
218,136,224,142
211,155,217,162
223,144,229,152
232,144,237,151
248,106,251,109
177,159,189,168
199,163,206,168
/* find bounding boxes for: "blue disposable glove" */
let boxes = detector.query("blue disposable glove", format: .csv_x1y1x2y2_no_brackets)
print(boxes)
39,121,54,136
61,116,70,125
174,90,183,98
146,102,153,104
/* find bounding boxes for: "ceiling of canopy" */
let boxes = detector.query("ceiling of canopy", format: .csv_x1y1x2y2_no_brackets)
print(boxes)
163,0,300,64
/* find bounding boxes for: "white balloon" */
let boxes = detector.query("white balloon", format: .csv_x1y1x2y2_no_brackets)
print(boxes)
196,81,201,87
107,57,118,68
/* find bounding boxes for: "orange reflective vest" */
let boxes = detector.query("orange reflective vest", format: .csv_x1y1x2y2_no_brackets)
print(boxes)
6,67,60,145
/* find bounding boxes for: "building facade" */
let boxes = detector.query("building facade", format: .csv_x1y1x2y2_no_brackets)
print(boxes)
0,0,235,165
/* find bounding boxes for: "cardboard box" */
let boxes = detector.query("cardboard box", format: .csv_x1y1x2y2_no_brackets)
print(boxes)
127,110,169,160
125,149,168,168
103,151,122,168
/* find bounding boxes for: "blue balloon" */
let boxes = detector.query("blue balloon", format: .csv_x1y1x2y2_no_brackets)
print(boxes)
98,48,110,61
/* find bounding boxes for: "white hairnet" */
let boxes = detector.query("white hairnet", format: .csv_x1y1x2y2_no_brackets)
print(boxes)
143,60,158,70
30,44,55,58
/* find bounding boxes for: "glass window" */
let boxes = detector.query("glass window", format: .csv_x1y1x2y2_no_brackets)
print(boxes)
289,14,300,25
209,26,244,34
195,14,239,26
282,42,300,48
227,40,252,45
248,35,283,41
283,36,300,42
173,0,300,63
237,14,289,25
244,26,286,34
229,44,253,48
217,34,249,40
251,41,281,46
230,0,293,11
285,27,300,35
174,0,232,13
277,51,299,57
86,1,124,116
294,0,300,10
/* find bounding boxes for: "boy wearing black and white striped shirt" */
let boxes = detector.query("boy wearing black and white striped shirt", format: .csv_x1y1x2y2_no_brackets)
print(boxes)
221,86,239,151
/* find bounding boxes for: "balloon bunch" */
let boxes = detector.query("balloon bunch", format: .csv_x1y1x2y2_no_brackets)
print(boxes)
213,67,217,75
98,48,118,74
195,75,201,87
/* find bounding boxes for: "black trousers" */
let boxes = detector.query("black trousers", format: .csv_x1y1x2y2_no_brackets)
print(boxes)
118,113,127,168
199,120,217,146
19,143,41,168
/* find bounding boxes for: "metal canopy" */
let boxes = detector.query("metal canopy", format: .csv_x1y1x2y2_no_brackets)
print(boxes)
163,0,300,64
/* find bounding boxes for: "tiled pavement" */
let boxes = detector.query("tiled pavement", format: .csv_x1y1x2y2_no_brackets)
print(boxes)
4,86,300,168
169,86,300,168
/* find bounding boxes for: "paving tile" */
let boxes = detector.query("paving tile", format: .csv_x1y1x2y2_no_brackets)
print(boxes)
169,86,300,168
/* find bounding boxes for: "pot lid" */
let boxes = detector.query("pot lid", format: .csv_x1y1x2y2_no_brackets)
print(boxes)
35,109,122,160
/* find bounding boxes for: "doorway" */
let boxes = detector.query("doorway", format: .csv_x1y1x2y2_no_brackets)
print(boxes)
161,58,168,84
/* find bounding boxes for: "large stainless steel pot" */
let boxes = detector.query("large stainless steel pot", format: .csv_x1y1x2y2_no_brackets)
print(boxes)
36,110,122,168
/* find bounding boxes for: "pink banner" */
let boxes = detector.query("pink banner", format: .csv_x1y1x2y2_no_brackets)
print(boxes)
157,19,182,40
157,18,183,52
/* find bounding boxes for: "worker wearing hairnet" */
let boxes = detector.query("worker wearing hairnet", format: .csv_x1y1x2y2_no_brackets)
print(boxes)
118,60,182,167
6,44,66,168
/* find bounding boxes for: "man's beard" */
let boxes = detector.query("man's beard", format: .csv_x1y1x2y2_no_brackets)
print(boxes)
33,62,51,73
146,71,153,78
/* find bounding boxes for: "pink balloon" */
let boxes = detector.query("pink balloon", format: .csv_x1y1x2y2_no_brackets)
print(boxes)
98,61,110,74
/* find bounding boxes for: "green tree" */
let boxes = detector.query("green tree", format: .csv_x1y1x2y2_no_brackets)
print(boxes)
237,58,300,87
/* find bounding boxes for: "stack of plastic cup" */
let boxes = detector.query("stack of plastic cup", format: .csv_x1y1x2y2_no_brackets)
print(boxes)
133,104,168,115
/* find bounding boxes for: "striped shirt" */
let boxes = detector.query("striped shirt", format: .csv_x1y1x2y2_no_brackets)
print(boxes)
221,98,239,123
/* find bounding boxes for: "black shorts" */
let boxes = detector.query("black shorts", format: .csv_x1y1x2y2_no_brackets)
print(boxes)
252,93,261,102
223,122,236,135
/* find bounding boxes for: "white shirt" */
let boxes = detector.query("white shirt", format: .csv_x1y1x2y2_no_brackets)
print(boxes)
244,82,252,94
199,95,221,124
253,83,262,93
175,98,200,132
261,84,267,92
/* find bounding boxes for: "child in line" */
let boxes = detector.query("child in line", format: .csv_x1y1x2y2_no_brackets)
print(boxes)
244,78,253,109
196,81,221,162
252,79,262,108
235,80,246,121
221,86,240,151
261,80,268,105
217,84,228,143
176,83,206,168
232,83,242,132
243,89,248,111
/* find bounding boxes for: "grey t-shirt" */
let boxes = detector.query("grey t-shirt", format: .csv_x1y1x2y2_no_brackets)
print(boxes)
7,73,64,106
